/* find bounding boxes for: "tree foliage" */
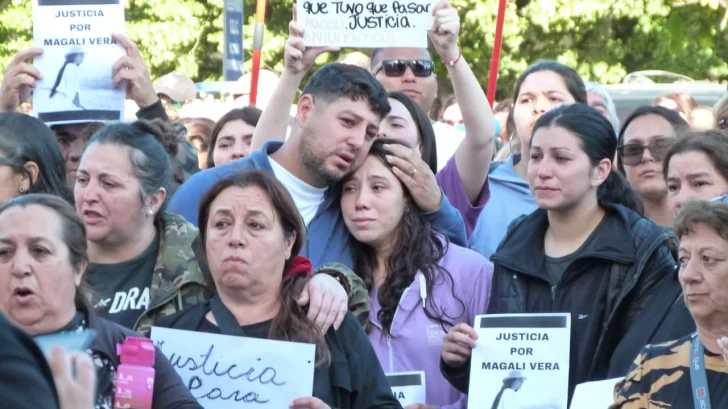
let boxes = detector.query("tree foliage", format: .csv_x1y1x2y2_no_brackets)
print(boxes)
1,0,727,100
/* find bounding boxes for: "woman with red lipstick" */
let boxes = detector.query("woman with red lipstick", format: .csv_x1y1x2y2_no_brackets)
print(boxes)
617,106,688,226
441,104,678,402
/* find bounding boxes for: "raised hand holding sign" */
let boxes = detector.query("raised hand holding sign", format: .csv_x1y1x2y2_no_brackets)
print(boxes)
298,0,435,48
286,5,340,77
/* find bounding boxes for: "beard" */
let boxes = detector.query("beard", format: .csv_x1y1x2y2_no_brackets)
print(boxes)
299,127,350,185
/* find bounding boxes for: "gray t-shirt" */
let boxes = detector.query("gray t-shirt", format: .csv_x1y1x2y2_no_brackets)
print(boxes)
544,217,608,286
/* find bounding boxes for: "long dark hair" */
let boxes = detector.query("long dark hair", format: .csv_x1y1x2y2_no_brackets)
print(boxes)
206,107,262,169
387,91,438,174
50,53,81,98
0,113,73,203
616,105,688,173
533,104,644,214
197,170,330,367
346,138,464,336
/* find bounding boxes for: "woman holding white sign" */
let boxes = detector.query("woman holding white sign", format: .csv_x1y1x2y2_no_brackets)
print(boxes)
611,200,728,408
440,104,678,400
156,170,401,409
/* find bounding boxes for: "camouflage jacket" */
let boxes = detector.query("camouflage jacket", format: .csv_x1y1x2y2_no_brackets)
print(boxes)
133,212,210,334
315,263,370,327
132,215,369,333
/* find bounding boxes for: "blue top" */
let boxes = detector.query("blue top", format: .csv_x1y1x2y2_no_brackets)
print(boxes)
168,141,468,268
469,154,538,259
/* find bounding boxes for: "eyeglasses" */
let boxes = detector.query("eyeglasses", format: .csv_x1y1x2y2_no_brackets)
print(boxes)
372,59,434,78
617,137,676,166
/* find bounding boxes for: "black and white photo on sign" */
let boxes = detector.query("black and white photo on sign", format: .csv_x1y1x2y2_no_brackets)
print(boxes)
32,0,126,125
48,45,87,110
467,314,571,409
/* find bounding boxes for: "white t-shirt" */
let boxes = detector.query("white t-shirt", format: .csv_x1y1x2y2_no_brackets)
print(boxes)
432,121,466,171
269,157,328,226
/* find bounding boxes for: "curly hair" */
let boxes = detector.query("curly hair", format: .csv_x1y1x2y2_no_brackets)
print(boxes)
347,138,465,336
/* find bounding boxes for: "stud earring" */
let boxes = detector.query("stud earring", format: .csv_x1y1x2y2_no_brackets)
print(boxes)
18,187,25,193
147,208,154,216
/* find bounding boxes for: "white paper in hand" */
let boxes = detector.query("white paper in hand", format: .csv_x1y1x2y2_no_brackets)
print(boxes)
298,0,435,48
31,0,126,126
151,327,316,409
570,377,623,409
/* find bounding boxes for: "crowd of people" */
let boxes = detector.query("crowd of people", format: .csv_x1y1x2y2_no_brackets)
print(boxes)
2,0,728,408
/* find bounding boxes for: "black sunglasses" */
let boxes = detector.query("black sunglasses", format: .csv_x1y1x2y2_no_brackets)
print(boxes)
372,59,434,78
617,137,676,166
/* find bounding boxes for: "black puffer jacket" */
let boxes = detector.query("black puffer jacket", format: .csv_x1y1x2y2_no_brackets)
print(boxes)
442,204,678,399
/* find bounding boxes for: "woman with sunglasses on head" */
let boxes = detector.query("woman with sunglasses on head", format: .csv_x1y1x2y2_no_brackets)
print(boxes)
616,106,688,226
442,104,678,400
469,60,587,259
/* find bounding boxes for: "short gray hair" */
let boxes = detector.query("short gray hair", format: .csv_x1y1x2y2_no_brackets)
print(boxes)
584,81,620,135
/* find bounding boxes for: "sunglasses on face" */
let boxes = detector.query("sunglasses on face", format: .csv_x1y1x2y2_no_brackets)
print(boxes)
617,137,676,166
372,59,434,78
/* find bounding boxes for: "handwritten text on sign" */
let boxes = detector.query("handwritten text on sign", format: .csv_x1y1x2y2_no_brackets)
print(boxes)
150,327,315,409
467,314,571,409
298,1,434,48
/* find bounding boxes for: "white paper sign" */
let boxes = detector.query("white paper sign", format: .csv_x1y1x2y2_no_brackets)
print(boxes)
151,327,316,409
570,377,622,409
298,0,434,48
467,314,571,409
386,371,426,407
32,0,126,126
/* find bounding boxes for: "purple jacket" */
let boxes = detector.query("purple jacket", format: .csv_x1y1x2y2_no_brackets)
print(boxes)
368,241,493,409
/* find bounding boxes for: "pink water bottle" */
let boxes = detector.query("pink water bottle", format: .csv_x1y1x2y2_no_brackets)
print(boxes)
113,336,155,409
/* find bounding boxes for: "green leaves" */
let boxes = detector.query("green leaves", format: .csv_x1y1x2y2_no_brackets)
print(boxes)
1,0,727,101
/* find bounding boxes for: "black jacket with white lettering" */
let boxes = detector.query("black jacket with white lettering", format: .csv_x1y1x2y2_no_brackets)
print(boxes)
441,203,678,400
155,302,402,409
